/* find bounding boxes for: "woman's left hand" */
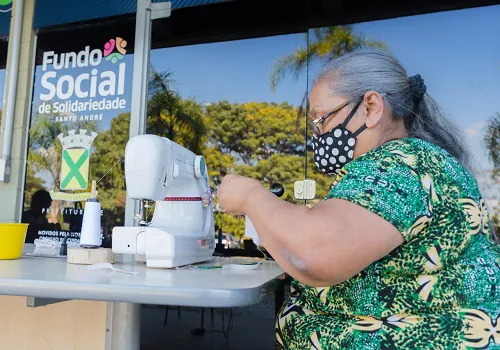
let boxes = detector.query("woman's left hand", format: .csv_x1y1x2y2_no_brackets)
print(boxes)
217,174,263,215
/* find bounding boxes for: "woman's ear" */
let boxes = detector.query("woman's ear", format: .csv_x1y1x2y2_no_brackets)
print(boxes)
363,91,385,129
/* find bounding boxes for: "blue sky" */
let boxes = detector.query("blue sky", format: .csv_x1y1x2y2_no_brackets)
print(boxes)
1,4,498,182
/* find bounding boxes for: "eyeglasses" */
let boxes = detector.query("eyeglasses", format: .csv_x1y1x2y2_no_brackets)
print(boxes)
309,101,350,136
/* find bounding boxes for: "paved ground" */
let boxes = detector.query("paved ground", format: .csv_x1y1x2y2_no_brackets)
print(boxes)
140,293,281,350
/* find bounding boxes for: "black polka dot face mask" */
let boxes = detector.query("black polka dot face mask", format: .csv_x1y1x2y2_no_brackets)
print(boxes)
312,100,366,175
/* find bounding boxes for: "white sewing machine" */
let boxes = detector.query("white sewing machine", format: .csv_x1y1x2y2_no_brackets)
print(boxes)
112,135,216,268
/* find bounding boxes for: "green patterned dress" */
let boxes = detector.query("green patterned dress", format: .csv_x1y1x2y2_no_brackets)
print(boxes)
276,138,500,350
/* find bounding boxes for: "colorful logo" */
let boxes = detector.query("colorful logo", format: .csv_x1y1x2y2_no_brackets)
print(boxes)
0,0,12,13
57,129,97,191
104,37,127,64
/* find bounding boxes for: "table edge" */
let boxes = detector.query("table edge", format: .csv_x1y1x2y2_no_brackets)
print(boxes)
0,273,286,307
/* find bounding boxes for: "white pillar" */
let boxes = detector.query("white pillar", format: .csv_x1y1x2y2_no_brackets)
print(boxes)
0,0,36,222
124,0,172,230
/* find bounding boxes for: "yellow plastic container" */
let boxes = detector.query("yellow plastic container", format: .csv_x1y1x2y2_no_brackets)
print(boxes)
0,223,28,260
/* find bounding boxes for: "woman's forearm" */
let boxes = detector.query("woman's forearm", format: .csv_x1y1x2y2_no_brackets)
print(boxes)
243,186,330,285
238,181,403,287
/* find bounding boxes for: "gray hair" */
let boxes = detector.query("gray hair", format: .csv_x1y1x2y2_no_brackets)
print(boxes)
314,48,472,172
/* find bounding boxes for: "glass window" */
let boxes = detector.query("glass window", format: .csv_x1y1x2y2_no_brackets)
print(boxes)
21,3,499,248
148,34,309,242
22,31,134,245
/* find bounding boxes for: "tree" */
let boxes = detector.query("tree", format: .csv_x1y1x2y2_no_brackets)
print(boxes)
484,113,499,177
483,113,500,237
205,101,305,163
270,26,386,92
269,25,386,125
147,69,206,154
85,69,209,232
22,68,206,232
266,25,386,210
202,101,333,238
22,161,45,211
89,113,130,232
0,108,46,212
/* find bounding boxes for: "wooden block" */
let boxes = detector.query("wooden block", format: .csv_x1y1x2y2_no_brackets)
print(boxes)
67,247,115,265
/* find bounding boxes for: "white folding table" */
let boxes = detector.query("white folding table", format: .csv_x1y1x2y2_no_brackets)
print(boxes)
0,251,284,350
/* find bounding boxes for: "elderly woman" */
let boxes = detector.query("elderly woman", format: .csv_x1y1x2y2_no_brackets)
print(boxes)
218,48,499,349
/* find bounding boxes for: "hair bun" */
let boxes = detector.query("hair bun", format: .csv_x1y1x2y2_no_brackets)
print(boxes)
409,74,426,104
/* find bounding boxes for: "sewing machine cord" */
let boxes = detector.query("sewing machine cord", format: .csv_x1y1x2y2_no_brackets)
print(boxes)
96,155,125,184
95,155,157,222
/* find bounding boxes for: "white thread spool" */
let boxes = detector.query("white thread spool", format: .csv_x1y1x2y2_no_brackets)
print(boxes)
79,181,102,249
245,215,260,246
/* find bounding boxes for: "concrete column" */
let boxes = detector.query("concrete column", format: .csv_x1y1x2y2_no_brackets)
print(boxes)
0,0,36,222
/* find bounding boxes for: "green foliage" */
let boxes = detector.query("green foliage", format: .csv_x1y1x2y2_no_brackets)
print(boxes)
270,25,386,92
483,113,500,239
29,108,98,150
202,100,336,237
214,213,246,239
23,161,45,211
147,69,206,153
205,101,305,163
484,113,500,176
269,25,387,125
89,113,130,230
